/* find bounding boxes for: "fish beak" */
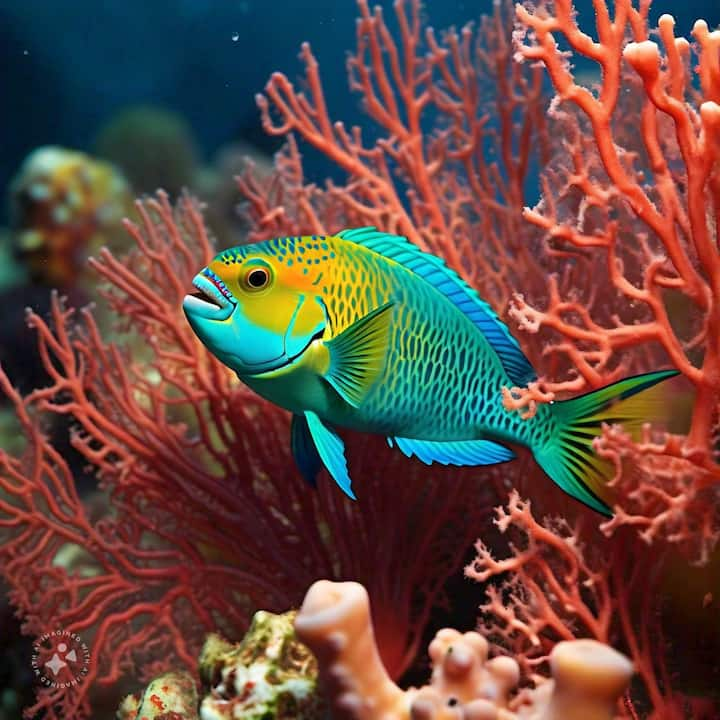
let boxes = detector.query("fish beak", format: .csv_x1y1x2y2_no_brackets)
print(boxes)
183,270,236,321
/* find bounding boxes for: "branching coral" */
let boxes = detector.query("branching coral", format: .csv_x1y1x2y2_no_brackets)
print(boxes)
507,0,720,528
512,1,720,422
0,190,503,718
243,0,549,308
458,5,720,716
467,490,720,717
467,494,650,709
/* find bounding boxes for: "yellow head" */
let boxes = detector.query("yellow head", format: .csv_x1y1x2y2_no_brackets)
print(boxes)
183,236,333,375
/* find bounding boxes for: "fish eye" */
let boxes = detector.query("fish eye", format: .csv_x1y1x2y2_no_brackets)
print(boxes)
243,267,270,290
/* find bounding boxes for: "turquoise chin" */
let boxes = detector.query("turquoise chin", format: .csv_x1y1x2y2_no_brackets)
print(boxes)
182,275,325,375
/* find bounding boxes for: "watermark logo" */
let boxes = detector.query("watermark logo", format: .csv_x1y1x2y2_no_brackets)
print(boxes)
31,630,90,689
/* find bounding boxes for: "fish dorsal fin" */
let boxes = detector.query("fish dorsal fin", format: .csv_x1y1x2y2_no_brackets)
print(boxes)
337,227,536,386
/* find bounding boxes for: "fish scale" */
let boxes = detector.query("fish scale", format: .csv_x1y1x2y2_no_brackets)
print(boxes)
318,240,538,444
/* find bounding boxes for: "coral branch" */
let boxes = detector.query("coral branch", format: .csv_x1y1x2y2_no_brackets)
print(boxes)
468,491,718,715
513,0,720,460
0,192,497,719
253,0,549,306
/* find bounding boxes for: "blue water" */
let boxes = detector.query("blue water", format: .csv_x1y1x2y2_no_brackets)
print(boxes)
2,0,718,223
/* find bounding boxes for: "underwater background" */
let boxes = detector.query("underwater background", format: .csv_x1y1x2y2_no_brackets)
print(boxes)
2,0,720,719
2,0,719,217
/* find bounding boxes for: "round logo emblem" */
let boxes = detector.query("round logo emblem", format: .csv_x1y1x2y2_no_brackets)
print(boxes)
31,630,90,689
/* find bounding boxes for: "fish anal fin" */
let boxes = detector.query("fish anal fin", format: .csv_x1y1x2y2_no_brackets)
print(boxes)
392,436,516,466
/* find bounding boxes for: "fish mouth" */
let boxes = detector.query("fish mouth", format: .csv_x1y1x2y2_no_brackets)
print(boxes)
182,271,236,321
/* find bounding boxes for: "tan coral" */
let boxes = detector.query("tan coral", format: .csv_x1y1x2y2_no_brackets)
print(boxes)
295,580,634,720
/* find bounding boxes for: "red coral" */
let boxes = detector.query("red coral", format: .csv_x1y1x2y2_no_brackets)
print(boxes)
512,0,720,437
468,490,720,717
502,0,720,546
245,0,549,306
463,3,720,717
0,189,496,718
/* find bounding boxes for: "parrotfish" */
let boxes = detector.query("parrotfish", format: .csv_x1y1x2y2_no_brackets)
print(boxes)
182,228,676,515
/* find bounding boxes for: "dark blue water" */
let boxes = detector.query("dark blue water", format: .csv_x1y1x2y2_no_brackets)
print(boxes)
2,0,718,221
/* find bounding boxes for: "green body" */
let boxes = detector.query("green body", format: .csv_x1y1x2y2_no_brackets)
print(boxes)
242,236,549,448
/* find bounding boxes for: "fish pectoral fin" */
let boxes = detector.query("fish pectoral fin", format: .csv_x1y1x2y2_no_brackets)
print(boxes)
392,436,516,466
290,414,322,488
323,302,394,408
304,411,356,499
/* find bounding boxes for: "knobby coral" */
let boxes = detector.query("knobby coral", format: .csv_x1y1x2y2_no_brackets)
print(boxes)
120,579,635,720
294,579,634,720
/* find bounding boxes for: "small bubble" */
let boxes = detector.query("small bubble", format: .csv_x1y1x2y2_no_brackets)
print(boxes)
23,49,29,55
231,32,239,42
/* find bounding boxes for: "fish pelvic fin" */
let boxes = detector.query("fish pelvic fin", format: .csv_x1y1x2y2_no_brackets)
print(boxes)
291,413,321,488
303,411,356,499
533,369,679,516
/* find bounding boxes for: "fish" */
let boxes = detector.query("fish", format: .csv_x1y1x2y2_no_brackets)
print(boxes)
182,227,677,515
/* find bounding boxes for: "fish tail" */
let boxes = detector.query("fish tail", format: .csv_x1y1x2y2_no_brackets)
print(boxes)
532,369,678,516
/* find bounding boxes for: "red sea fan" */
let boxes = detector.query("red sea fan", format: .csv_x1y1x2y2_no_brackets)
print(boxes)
464,2,720,717
0,190,500,719
0,2,555,715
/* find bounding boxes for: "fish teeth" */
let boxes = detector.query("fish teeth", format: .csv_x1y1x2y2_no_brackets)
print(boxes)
202,268,234,300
